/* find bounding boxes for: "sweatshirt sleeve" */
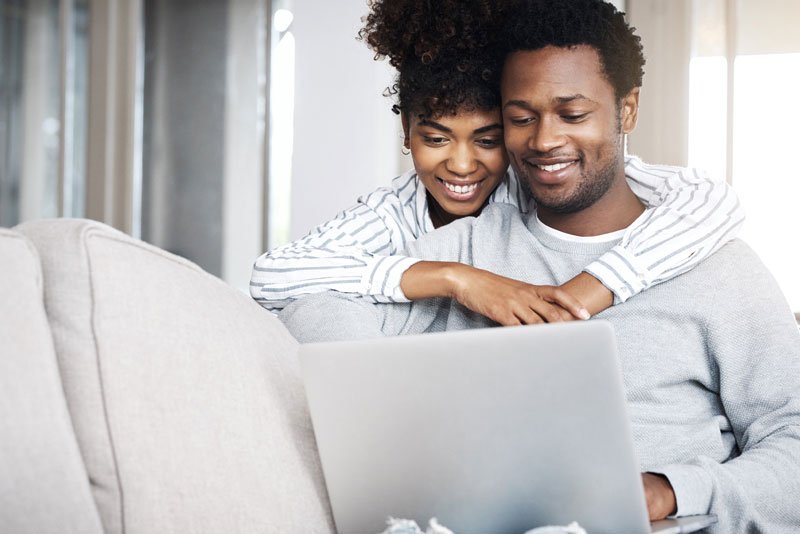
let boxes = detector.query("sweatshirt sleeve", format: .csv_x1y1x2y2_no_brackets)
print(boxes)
583,156,745,303
280,216,478,343
650,247,800,531
250,188,423,312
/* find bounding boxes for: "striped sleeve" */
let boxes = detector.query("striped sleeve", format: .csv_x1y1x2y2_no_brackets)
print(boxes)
250,177,424,312
584,156,746,303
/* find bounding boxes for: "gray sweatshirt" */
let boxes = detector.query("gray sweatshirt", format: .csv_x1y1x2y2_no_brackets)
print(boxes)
281,203,800,533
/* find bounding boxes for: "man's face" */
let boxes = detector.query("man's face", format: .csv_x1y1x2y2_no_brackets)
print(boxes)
501,45,638,214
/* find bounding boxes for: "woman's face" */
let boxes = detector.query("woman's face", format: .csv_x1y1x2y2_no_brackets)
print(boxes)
405,108,509,227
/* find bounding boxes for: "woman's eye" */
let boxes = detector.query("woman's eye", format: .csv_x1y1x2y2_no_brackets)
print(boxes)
423,136,448,145
476,138,501,148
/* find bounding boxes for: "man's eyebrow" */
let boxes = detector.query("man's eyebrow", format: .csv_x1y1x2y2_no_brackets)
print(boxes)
503,100,533,111
503,94,598,110
418,119,452,133
555,94,597,105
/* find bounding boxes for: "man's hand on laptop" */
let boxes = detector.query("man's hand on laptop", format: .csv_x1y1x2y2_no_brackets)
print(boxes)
400,261,590,325
642,472,677,520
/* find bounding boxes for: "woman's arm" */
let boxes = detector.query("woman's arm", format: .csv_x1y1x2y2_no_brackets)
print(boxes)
250,177,425,312
434,159,745,319
575,156,745,306
400,261,590,325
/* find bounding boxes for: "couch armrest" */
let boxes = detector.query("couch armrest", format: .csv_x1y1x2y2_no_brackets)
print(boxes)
15,219,333,534
0,228,102,534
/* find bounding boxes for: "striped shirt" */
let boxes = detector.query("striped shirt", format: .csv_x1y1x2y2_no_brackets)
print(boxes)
250,155,744,311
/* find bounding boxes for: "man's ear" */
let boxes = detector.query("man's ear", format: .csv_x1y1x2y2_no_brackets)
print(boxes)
401,113,410,148
621,87,640,134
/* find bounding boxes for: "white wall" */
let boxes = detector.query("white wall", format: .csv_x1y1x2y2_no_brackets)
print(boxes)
289,0,408,240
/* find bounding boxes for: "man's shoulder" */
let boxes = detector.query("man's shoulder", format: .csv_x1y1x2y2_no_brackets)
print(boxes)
474,202,527,230
693,238,761,272
670,238,779,299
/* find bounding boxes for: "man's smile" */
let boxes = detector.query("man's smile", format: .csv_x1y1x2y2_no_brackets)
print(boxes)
523,157,580,185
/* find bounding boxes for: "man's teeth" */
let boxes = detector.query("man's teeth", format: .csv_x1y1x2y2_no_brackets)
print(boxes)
536,162,573,172
444,182,478,194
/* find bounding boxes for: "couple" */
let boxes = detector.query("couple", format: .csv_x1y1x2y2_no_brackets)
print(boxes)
255,0,800,532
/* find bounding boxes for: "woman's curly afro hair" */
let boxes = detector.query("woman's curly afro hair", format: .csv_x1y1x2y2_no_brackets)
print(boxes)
501,0,645,101
359,0,507,118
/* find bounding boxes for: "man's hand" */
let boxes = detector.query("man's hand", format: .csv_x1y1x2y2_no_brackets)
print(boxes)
400,261,589,325
642,472,677,521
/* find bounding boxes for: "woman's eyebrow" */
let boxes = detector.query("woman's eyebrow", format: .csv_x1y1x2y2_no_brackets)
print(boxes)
418,119,452,133
417,119,503,134
473,123,503,134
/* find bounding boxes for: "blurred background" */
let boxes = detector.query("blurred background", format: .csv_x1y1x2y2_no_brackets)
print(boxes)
1,0,798,318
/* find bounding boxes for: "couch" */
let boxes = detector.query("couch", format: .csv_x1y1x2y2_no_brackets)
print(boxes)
0,219,335,533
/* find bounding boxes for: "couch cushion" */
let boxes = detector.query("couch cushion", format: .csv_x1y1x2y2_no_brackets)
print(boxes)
16,219,333,534
0,228,102,534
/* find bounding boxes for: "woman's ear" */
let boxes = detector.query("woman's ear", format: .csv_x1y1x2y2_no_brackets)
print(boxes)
621,87,640,134
401,113,410,148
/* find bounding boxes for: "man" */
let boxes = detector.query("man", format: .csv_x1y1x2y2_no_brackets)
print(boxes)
281,0,800,531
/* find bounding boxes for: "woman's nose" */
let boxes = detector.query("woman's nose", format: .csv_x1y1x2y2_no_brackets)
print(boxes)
446,144,478,176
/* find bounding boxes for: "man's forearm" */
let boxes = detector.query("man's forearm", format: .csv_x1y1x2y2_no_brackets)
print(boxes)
279,292,388,343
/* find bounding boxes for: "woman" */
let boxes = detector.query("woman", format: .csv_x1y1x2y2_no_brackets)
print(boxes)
250,0,743,325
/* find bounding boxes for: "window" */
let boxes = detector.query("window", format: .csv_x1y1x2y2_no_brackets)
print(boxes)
687,0,800,313
0,0,88,226
140,0,270,289
267,0,295,249
2,0,274,291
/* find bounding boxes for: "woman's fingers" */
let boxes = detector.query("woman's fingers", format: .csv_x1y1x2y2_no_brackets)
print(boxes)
527,298,570,324
454,268,590,325
540,286,590,320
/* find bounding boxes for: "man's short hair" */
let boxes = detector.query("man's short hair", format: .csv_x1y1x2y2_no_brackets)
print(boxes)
501,0,646,100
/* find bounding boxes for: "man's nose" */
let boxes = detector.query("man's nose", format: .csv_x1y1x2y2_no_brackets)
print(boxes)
446,144,479,176
528,116,566,154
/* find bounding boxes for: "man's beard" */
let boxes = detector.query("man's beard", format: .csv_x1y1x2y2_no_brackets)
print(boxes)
521,136,622,214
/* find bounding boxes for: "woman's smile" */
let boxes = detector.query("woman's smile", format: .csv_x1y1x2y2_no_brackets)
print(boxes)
436,176,487,201
405,108,509,227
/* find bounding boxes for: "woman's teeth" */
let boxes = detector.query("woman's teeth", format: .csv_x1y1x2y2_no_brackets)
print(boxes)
444,181,478,194
536,162,573,172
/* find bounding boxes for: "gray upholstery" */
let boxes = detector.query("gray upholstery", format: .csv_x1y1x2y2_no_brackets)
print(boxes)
0,228,103,534
15,219,333,534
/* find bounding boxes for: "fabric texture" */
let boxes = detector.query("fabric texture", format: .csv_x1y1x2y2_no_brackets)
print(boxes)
281,203,800,533
17,219,334,534
0,228,102,534
253,156,743,310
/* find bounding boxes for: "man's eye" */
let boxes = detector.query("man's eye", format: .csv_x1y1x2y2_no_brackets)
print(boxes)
509,117,535,126
562,113,588,122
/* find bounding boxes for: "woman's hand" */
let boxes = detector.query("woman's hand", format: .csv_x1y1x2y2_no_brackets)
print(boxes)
560,271,614,317
400,261,589,326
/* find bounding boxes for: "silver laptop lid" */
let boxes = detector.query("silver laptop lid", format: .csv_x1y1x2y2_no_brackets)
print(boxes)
300,321,651,534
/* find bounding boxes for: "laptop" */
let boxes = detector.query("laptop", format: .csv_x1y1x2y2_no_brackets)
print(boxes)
299,321,717,534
